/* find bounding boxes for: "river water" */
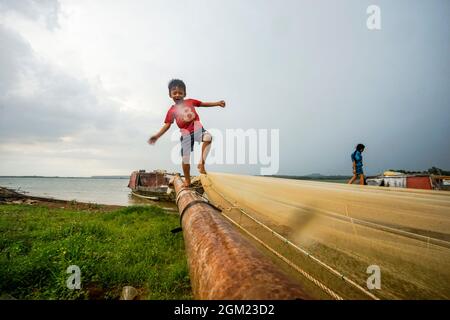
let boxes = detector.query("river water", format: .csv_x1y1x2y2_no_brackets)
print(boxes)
0,177,141,206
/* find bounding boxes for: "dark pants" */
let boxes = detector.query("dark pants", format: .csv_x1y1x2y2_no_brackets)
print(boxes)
180,128,206,157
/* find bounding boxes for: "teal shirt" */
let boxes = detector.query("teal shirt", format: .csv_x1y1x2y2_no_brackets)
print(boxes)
351,150,363,168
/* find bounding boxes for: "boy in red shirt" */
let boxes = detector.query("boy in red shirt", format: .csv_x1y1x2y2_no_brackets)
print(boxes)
148,79,225,187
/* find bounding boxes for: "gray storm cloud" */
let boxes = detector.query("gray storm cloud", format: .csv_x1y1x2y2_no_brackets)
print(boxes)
0,25,118,143
0,0,449,176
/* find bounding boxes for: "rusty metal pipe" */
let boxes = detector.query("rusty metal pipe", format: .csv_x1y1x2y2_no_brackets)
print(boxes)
172,175,311,300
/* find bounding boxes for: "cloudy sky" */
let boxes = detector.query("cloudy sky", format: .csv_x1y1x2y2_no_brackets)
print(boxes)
0,0,449,176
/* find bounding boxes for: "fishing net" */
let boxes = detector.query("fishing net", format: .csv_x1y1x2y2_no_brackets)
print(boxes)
201,172,450,300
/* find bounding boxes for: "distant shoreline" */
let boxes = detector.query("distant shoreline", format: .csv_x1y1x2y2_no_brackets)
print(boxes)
0,174,352,181
0,176,130,179
263,175,352,181
0,186,124,208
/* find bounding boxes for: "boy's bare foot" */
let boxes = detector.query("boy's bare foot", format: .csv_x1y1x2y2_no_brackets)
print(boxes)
183,179,191,188
197,163,207,174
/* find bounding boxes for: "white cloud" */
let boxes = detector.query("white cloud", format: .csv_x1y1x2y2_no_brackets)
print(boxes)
0,0,60,30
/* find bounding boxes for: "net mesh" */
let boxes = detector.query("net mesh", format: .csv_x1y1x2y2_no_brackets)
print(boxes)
201,172,450,300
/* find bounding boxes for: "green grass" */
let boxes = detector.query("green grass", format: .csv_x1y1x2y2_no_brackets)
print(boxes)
0,204,192,300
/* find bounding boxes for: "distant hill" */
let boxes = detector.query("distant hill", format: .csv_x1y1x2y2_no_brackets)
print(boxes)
388,167,450,176
306,173,323,178
263,174,351,180
90,176,129,179
0,175,130,179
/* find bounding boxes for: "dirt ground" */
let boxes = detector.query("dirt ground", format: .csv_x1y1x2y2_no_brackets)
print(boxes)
0,186,123,212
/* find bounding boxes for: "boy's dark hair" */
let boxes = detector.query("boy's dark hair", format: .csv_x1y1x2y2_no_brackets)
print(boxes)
168,79,186,93
356,144,365,151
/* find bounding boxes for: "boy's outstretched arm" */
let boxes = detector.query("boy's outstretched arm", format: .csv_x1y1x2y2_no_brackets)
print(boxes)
148,123,171,144
199,100,226,108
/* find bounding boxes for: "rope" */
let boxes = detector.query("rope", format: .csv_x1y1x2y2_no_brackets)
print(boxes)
179,199,222,225
220,211,344,300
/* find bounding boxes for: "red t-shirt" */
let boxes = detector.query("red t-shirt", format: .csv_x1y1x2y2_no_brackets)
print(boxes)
164,99,203,135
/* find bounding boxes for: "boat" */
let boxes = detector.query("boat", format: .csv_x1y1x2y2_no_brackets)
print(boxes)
128,169,176,201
